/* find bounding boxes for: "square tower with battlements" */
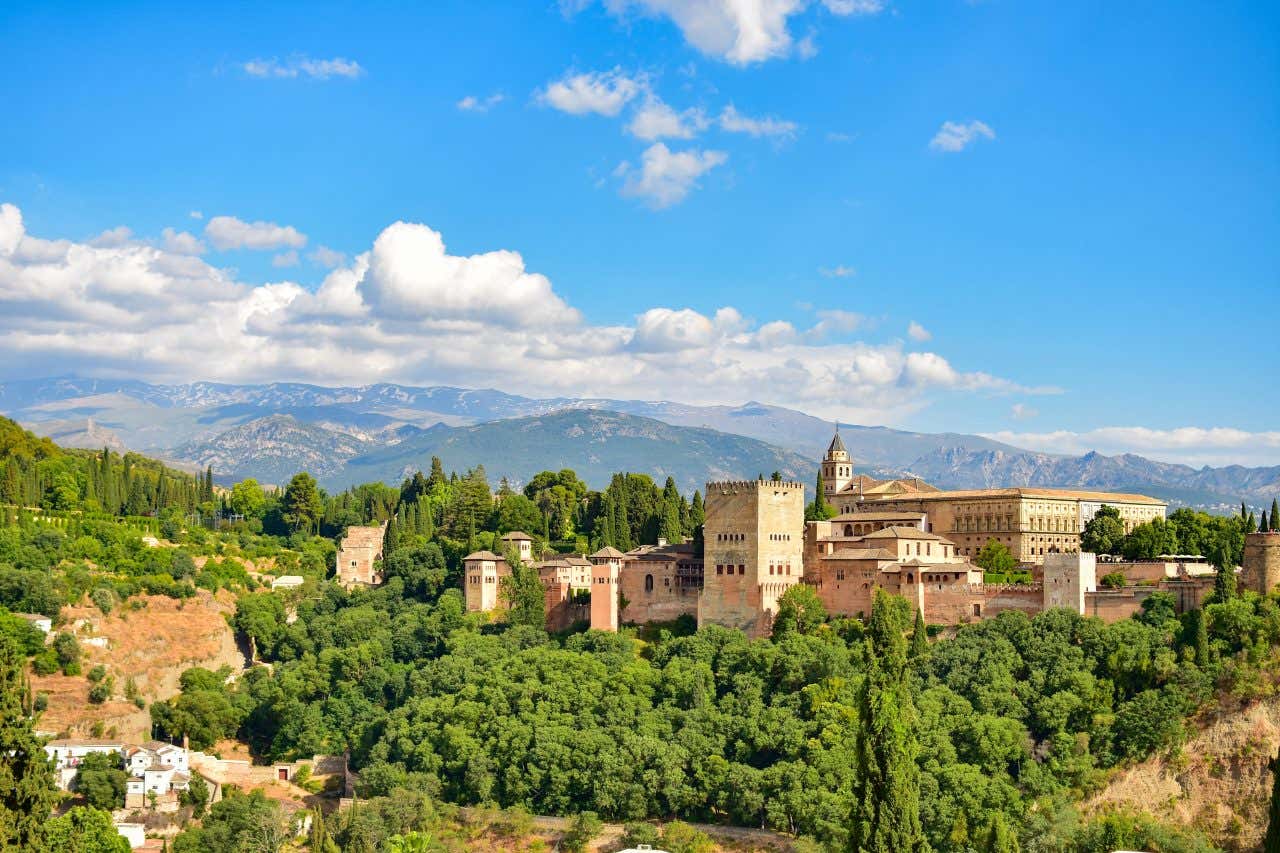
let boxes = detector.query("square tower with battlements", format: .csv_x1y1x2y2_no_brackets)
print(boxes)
699,479,805,637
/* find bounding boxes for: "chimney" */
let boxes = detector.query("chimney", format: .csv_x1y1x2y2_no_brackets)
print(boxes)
657,537,668,548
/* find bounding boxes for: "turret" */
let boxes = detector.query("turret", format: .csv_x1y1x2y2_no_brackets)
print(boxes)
822,428,853,502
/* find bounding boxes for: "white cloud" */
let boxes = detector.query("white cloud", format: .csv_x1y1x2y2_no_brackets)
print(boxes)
929,119,996,153
241,55,364,80
809,309,863,339
538,68,645,117
982,426,1280,468
161,228,206,255
189,210,203,220
591,0,884,65
819,264,855,278
1010,403,1037,420
272,250,300,268
89,226,134,248
907,321,931,342
205,216,307,251
718,104,798,139
309,246,346,269
626,96,709,140
617,142,728,208
822,0,883,13
457,92,505,112
0,201,1058,432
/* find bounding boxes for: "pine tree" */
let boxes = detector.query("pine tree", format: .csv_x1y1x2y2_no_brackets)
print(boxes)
1266,745,1280,853
0,634,57,849
850,591,927,853
909,609,928,660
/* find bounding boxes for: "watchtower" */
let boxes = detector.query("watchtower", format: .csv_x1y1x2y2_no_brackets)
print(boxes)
699,479,805,637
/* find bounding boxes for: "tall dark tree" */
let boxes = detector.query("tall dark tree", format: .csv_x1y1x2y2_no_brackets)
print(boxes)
0,635,57,850
1212,535,1237,602
850,591,927,853
909,608,929,660
1266,745,1280,853
1272,499,1280,531
282,472,323,534
1264,511,1272,535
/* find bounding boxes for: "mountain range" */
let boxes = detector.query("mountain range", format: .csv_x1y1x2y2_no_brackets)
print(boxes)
1,376,1275,510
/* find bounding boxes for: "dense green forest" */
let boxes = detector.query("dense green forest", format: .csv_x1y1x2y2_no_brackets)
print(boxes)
4,414,1280,852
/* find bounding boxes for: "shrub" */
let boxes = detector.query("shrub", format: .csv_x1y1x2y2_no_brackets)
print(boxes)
88,676,113,704
1100,572,1126,589
90,587,115,615
87,664,107,683
561,812,602,853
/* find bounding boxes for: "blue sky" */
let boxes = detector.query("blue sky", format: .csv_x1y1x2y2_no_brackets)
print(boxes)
1,0,1277,466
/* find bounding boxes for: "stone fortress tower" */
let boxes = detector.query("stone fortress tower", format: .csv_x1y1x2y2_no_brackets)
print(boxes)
1242,531,1280,595
821,429,853,504
699,479,805,637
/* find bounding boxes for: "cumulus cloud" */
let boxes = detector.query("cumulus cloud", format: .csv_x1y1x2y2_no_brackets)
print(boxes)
929,119,996,153
589,0,884,65
0,201,1054,429
907,321,931,342
627,96,709,140
241,55,365,80
161,228,206,255
272,250,300,268
617,143,728,208
457,92,504,112
539,68,645,116
1010,403,1037,420
189,210,203,220
205,216,307,251
309,246,346,269
89,226,134,248
982,426,1280,468
718,104,798,139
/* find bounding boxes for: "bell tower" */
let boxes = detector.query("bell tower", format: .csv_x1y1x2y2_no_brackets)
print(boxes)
822,427,852,503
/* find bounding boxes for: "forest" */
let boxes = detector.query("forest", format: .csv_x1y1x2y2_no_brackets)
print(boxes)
3,414,1280,852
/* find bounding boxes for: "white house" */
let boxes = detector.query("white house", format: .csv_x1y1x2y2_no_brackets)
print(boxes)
123,740,192,808
15,612,52,634
271,575,305,590
45,739,125,789
114,822,146,849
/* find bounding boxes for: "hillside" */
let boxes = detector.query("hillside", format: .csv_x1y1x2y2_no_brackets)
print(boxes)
4,377,1278,507
1087,695,1280,851
338,408,817,493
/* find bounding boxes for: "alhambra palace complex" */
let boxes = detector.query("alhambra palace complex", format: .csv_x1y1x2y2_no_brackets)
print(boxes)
337,431,1280,638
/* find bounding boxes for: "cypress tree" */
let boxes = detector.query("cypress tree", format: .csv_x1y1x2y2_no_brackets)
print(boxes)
1272,499,1280,531
1213,536,1237,602
1264,511,1272,535
980,812,1020,853
689,491,705,530
1249,512,1259,534
659,477,683,544
309,807,339,853
1192,608,1210,668
1266,746,1280,853
909,609,929,660
1242,502,1250,522
0,634,57,849
850,591,927,853
383,516,400,558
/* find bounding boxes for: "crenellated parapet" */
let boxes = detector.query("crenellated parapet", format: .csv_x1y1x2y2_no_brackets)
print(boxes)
706,479,804,492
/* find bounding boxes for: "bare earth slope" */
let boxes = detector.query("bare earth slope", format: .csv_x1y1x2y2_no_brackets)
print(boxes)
1087,696,1280,851
32,590,248,742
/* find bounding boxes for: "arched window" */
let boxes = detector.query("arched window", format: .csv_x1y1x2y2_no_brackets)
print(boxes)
645,574,654,592
844,524,853,536
907,573,914,583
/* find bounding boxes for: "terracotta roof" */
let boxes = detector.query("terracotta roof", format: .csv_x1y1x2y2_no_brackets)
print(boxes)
829,511,927,522
861,526,953,542
824,548,896,560
463,550,503,561
500,531,533,541
590,546,627,559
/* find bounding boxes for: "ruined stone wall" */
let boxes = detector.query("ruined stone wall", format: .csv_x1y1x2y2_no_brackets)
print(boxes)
983,584,1045,617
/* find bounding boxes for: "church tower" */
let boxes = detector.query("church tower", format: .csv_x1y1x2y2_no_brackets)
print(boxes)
822,429,853,503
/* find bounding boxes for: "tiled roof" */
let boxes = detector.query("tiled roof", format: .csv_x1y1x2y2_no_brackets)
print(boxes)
863,486,1165,504
463,550,503,561
590,546,627,559
861,526,952,542
500,531,533,541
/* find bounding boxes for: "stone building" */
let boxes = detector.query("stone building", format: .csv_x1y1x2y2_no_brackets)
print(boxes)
463,550,509,613
699,479,805,637
500,531,534,562
336,523,388,587
618,541,703,625
1242,530,1280,595
589,547,625,632
819,433,1166,563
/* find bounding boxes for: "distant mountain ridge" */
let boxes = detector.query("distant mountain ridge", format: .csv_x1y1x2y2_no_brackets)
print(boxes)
1,376,1275,508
